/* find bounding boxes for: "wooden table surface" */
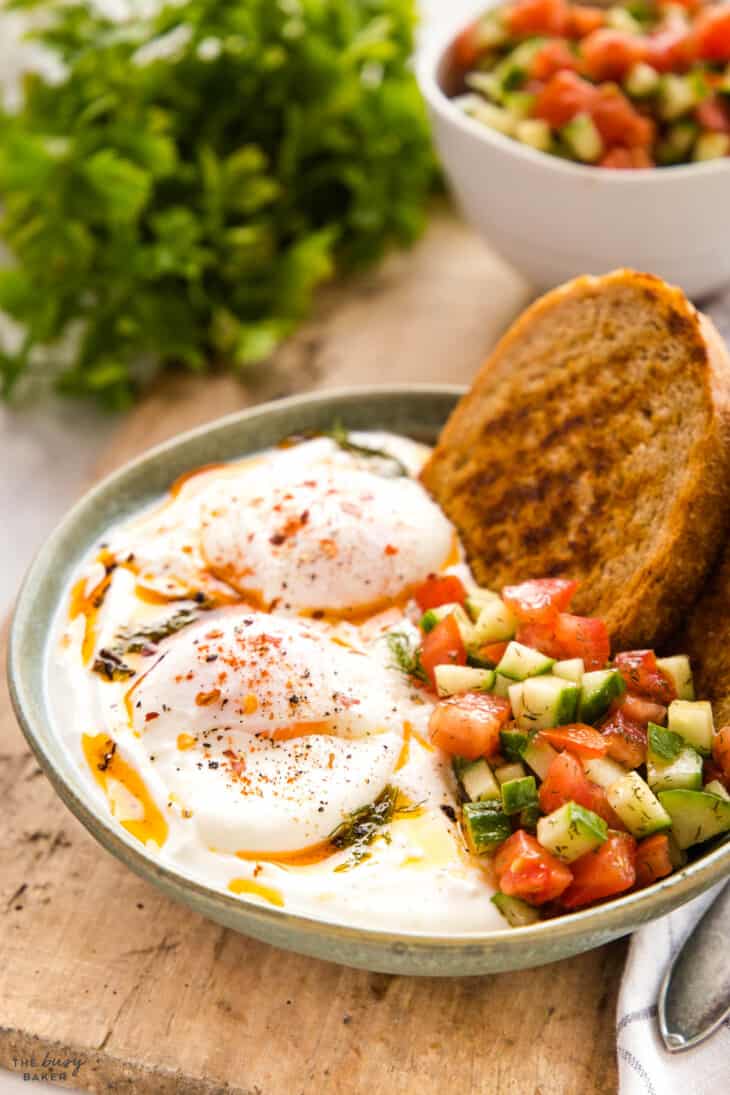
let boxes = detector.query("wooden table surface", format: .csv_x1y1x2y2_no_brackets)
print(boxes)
0,209,627,1094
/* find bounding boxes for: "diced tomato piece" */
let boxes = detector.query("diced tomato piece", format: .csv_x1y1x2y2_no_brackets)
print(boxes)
539,724,608,758
599,146,655,169
613,650,676,704
554,613,610,670
429,692,511,760
585,781,628,831
591,85,655,148
515,620,565,659
615,693,667,729
538,750,598,813
645,27,696,72
505,0,570,37
529,39,579,80
599,710,647,767
580,28,646,81
494,830,573,905
561,831,637,908
694,4,730,62
534,70,598,127
695,95,730,133
502,577,579,625
419,614,466,689
453,21,484,71
538,751,625,827
712,726,730,784
635,833,674,889
567,5,605,39
480,640,509,664
414,573,467,613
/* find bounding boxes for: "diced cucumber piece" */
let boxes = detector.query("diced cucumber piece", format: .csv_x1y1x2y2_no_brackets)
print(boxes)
607,5,642,33
647,746,703,793
694,132,730,162
561,113,603,164
460,758,501,803
658,72,708,121
464,587,501,622
523,735,558,780
624,61,660,98
494,39,547,94
491,892,540,926
435,664,495,697
578,669,625,724
501,775,538,815
465,72,502,101
492,673,513,698
473,10,509,51
656,120,698,165
494,761,526,785
647,722,684,761
667,700,714,756
508,682,525,720
462,801,512,855
451,755,470,782
704,780,730,802
606,771,672,837
656,655,694,701
537,801,607,862
518,675,579,731
515,118,552,153
583,755,628,789
419,609,439,633
468,99,517,137
426,603,475,646
553,658,584,684
471,599,518,645
502,91,536,120
519,803,541,832
658,788,730,850
500,728,530,761
497,641,555,682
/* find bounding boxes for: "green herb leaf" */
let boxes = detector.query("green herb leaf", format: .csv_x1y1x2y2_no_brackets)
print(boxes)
386,630,428,684
326,420,409,477
92,607,201,680
0,0,435,407
330,784,419,869
648,722,684,761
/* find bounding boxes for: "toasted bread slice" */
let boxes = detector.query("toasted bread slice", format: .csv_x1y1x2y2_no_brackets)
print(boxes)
681,548,730,726
421,270,730,650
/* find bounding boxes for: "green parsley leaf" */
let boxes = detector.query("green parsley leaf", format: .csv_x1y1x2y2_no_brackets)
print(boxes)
0,0,435,407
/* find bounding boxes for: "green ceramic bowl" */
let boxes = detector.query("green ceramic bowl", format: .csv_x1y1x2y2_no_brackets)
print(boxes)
9,386,730,975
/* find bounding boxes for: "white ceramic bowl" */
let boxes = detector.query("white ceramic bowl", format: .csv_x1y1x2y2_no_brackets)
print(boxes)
417,7,730,298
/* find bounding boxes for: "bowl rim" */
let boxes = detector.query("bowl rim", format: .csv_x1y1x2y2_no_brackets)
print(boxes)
417,4,730,184
8,382,730,957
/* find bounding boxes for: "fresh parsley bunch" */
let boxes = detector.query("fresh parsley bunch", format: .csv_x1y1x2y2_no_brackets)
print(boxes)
0,0,435,408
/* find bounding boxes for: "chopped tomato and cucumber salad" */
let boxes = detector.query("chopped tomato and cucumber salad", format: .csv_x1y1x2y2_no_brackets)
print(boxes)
451,0,730,167
408,573,730,926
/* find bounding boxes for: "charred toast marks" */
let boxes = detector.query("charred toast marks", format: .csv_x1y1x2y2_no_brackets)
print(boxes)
421,271,730,650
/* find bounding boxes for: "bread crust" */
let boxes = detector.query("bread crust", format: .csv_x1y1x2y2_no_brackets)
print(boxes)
421,270,730,650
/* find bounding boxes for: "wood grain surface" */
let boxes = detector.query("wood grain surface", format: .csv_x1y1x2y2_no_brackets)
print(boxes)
0,208,627,1094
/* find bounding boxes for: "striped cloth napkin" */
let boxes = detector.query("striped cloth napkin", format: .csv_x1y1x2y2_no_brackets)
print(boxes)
617,882,729,1094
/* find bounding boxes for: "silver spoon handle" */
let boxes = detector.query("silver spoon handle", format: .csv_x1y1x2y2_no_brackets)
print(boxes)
658,880,730,1052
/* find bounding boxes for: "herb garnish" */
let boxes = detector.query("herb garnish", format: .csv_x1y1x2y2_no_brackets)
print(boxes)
92,607,200,681
330,785,419,870
386,631,428,684
0,0,434,408
326,422,409,478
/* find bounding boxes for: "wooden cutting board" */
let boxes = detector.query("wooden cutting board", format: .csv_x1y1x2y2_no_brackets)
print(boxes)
0,207,627,1095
